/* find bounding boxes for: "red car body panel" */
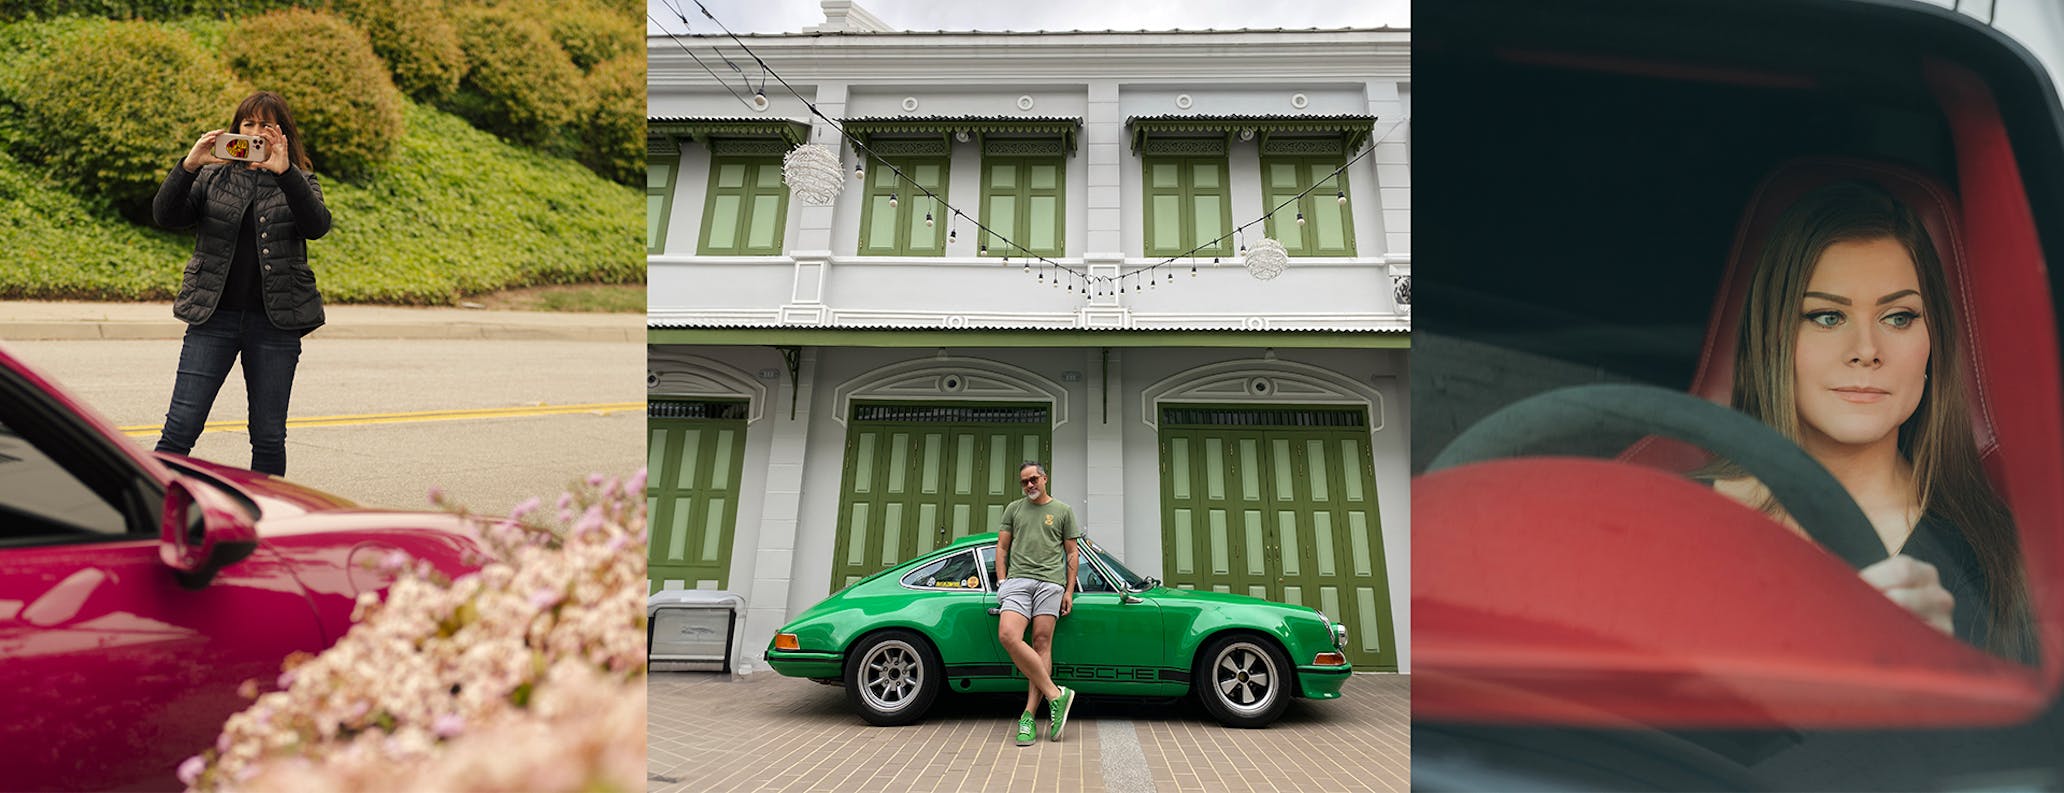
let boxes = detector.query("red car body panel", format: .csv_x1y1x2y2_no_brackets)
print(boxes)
0,348,485,791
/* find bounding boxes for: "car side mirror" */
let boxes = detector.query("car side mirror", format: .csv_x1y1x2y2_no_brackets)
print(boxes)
158,477,258,589
1121,594,1142,605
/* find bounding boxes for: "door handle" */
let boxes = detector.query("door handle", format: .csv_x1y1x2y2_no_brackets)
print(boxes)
987,607,1001,616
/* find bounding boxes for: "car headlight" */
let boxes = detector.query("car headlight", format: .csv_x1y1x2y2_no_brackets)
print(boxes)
1315,608,1349,650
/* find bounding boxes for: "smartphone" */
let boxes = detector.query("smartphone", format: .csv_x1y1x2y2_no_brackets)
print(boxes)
212,133,267,163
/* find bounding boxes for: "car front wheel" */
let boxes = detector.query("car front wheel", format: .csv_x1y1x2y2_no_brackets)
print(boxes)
1195,634,1292,728
844,630,942,726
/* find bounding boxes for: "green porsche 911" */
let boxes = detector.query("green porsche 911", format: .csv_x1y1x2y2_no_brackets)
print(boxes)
766,532,1353,727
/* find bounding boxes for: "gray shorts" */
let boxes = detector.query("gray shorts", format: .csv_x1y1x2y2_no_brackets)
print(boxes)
997,577,1065,619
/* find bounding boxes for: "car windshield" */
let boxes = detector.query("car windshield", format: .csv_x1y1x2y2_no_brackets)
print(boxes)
1085,539,1150,591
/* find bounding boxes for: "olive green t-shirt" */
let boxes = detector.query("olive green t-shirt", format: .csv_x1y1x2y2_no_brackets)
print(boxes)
998,497,1083,587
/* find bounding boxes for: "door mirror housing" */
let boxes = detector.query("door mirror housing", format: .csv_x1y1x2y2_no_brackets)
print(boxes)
158,477,258,589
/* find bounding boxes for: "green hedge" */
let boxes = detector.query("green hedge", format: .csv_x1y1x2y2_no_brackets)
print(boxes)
327,0,465,101
548,3,641,72
449,5,585,147
0,151,193,300
6,20,240,220
581,54,644,187
225,8,405,179
0,0,298,19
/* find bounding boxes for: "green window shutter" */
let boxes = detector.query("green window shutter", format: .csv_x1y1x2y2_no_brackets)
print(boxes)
1259,154,1357,257
857,154,950,257
698,155,791,255
648,156,679,254
980,153,1065,258
1141,155,1231,258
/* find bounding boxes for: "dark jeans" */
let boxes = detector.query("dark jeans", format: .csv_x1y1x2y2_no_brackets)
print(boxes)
155,308,302,476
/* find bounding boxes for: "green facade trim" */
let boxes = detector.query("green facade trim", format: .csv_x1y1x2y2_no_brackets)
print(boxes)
1142,155,1234,258
830,402,1054,589
649,119,811,148
845,117,1081,156
980,155,1066,258
1127,115,1377,154
1156,404,1396,670
857,155,950,256
647,410,750,593
647,328,1410,348
647,155,680,254
1260,155,1357,257
698,155,792,256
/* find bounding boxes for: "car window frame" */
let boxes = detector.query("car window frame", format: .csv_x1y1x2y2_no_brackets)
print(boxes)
898,549,988,593
0,362,161,548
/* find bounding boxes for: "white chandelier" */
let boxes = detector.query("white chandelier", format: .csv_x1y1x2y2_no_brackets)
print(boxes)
782,143,844,205
1244,237,1289,281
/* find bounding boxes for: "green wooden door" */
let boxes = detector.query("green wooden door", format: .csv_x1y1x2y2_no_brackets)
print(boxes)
830,404,1052,590
647,400,749,593
1158,406,1396,670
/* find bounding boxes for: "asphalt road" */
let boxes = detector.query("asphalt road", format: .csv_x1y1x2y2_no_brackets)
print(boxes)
7,337,644,516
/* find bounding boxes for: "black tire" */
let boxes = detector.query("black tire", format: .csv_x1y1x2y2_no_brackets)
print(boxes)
844,630,942,726
1194,633,1293,728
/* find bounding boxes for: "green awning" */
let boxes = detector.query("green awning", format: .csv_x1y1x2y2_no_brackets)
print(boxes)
648,118,812,147
648,327,1407,349
842,117,1081,157
1126,115,1376,154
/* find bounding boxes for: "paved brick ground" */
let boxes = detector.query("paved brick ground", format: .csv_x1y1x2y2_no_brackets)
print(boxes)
648,670,1408,793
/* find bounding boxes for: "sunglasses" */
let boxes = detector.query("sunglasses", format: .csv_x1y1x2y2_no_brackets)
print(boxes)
1020,476,1042,485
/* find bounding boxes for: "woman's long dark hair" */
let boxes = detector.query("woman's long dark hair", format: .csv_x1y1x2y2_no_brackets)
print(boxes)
1719,181,2032,662
230,91,311,172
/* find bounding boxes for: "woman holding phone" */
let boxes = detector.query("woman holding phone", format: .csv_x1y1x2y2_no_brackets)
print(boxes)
150,90,330,476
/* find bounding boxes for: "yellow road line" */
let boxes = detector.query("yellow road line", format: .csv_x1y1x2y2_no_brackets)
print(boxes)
118,402,643,436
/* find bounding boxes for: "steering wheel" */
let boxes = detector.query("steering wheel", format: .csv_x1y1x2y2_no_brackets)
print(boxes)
1428,384,1889,571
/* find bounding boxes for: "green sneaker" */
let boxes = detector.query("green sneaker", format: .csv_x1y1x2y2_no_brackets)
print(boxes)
1014,711,1036,746
1048,687,1076,742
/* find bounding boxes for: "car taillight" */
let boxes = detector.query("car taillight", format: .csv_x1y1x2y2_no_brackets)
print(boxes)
1313,652,1346,666
774,633,801,650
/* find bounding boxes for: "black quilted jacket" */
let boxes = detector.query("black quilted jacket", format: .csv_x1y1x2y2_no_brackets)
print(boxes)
152,161,333,330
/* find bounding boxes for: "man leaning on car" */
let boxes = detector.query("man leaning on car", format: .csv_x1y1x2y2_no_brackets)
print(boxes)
995,460,1084,746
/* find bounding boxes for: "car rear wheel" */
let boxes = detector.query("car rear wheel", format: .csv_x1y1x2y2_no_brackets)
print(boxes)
1195,634,1292,728
845,630,941,726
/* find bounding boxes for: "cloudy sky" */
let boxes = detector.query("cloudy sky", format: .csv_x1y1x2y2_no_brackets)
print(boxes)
646,0,1406,36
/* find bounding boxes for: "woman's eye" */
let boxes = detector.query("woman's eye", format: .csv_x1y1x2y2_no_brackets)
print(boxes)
1804,310,1844,328
1883,311,1920,329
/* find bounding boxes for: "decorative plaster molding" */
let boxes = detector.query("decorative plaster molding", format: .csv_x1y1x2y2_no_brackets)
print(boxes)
831,356,1070,428
646,351,769,424
1139,357,1384,431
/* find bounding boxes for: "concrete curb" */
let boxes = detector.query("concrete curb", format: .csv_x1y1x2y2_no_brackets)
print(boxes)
0,302,642,342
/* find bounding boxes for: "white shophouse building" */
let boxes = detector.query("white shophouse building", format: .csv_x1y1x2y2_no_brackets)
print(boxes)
647,1,1411,671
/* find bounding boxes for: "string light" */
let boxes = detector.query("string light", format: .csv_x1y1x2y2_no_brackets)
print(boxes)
888,192,897,209
924,211,933,228
1336,190,1346,205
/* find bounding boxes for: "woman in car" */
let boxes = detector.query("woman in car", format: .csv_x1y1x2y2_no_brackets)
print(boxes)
151,91,330,476
1707,181,2032,662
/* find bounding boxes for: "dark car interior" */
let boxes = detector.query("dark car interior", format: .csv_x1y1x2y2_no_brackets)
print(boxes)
1413,0,2064,789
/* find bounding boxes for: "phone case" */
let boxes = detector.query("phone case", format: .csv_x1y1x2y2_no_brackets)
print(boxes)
212,134,267,163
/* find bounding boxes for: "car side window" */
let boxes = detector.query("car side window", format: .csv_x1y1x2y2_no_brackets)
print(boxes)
1077,559,1114,593
980,546,997,591
901,550,985,591
0,419,127,541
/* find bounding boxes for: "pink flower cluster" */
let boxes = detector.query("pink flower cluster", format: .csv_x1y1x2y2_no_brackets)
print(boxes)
182,471,650,792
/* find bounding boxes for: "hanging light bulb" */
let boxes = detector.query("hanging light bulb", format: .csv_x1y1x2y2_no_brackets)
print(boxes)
889,192,898,209
1191,262,1198,277
924,211,934,228
751,89,769,111
1023,259,1031,273
1336,190,1347,205
948,227,957,243
1296,211,1306,227
979,241,988,256
854,163,865,180
1167,269,1174,281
